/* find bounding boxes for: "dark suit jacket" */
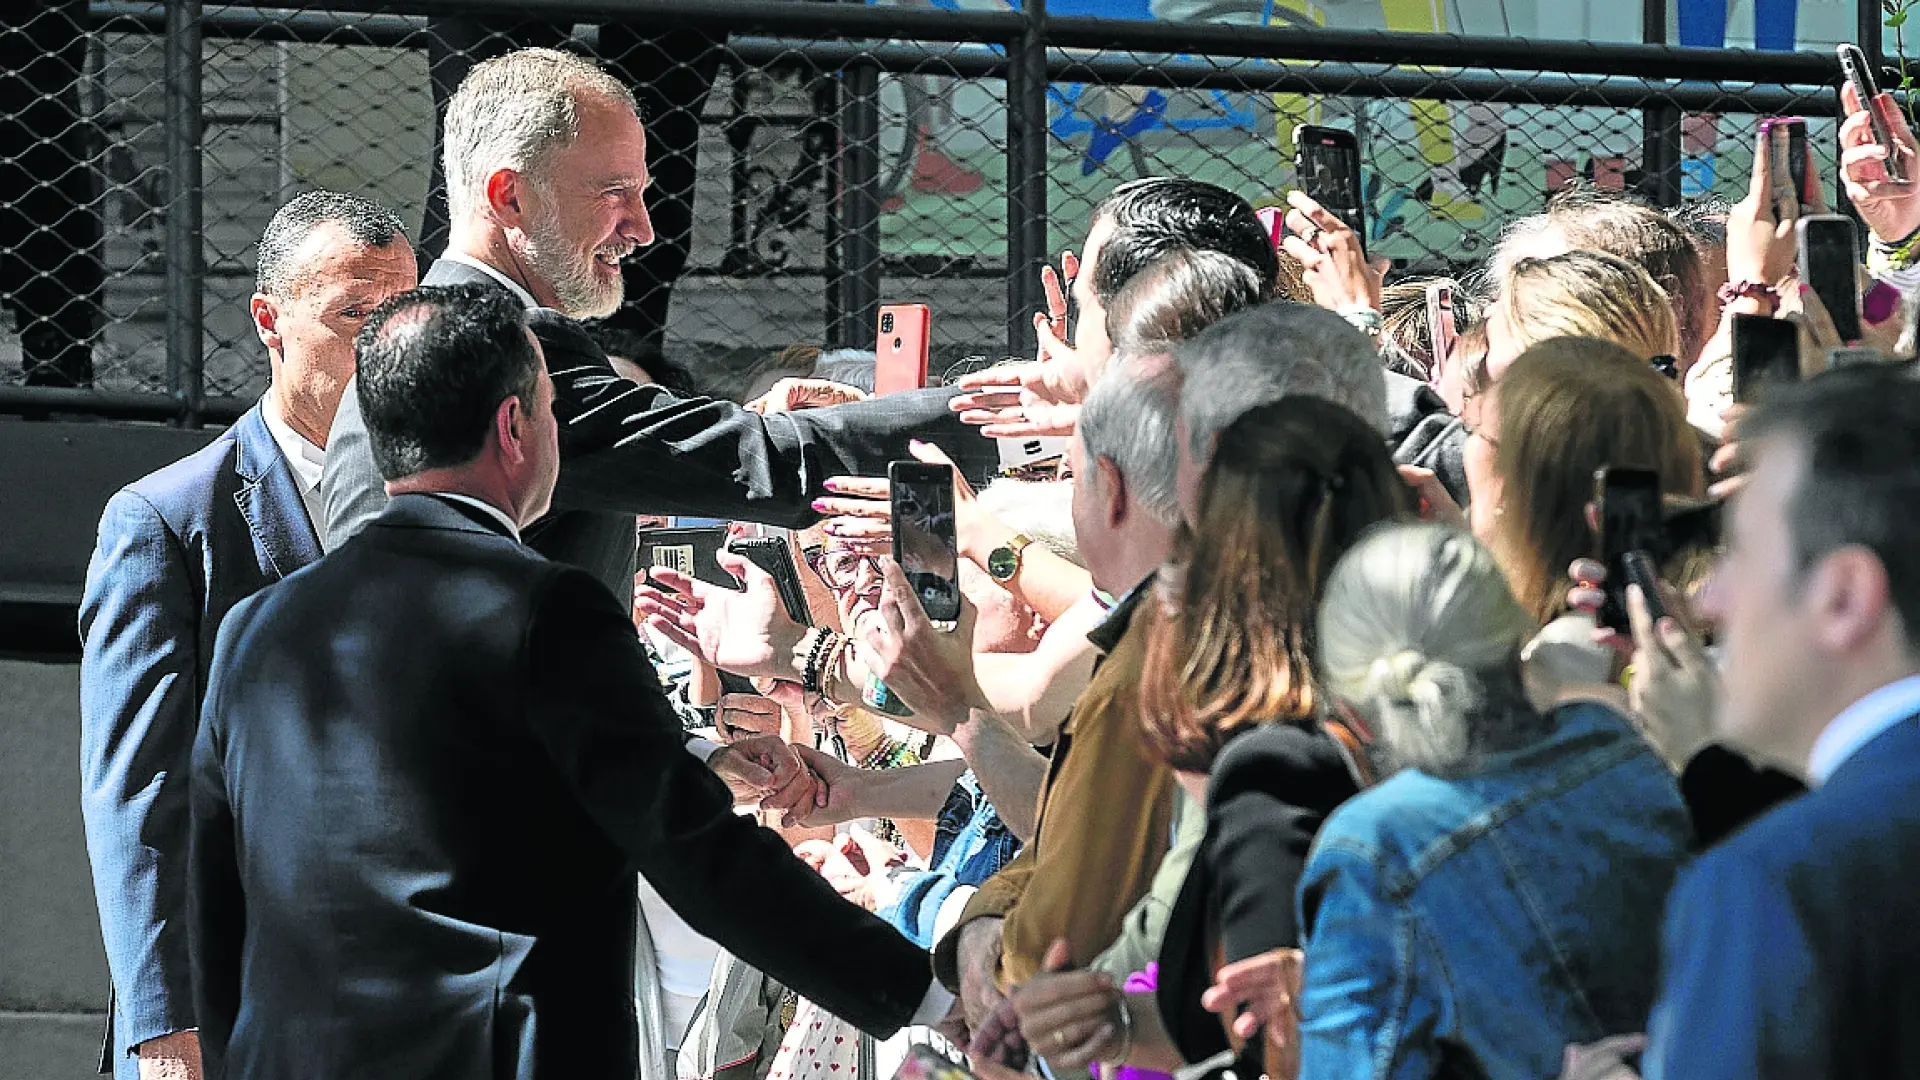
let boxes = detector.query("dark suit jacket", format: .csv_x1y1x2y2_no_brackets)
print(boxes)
320,257,998,607
1645,713,1920,1080
187,494,932,1080
1156,721,1360,1073
78,404,321,1074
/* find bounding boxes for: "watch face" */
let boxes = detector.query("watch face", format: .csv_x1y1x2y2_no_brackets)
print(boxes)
987,546,1018,581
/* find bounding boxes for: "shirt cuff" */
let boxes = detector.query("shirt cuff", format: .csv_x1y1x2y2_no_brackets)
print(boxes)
685,735,724,763
932,885,977,945
910,979,958,1028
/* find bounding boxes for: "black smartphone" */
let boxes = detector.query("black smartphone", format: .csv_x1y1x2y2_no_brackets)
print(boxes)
637,526,732,591
1595,467,1664,636
1839,43,1907,184
1294,124,1367,254
1798,214,1862,343
727,535,814,627
1620,550,1669,626
1731,313,1801,404
888,460,961,623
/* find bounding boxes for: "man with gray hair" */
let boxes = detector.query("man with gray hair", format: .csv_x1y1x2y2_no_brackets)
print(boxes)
322,47,994,610
1172,300,1388,524
79,189,416,1080
937,353,1185,1041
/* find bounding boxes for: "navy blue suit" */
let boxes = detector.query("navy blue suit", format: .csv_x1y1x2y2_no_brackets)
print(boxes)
1646,714,1920,1079
78,404,320,1075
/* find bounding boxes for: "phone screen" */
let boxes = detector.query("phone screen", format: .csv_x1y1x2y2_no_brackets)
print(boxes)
1762,118,1808,218
1295,126,1366,251
1731,313,1801,403
1596,467,1664,635
1798,215,1862,343
889,461,960,622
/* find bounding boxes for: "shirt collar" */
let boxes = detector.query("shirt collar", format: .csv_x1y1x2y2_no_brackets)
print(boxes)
1086,571,1154,654
1807,673,1920,784
259,391,326,495
441,251,541,310
430,492,523,541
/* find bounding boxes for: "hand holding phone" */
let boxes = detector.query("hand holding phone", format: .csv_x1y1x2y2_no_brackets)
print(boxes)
1758,117,1813,220
727,535,814,627
888,460,961,624
1620,550,1669,626
1797,214,1863,343
1293,125,1367,253
1595,467,1664,636
1839,44,1908,185
1731,313,1800,403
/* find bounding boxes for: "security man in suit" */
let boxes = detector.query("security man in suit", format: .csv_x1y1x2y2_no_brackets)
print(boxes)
78,191,418,1079
1645,367,1920,1079
320,47,997,608
188,283,956,1080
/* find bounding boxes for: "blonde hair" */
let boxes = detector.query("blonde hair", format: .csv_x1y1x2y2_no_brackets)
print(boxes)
443,48,636,225
1500,251,1680,360
1317,523,1534,776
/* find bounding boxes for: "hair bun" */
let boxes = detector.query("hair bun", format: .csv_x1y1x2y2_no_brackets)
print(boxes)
1366,649,1429,702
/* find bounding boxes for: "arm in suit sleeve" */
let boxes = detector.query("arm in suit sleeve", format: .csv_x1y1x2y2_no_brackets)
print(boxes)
1209,727,1359,961
523,567,933,1037
529,312,997,525
317,378,390,550
77,490,201,1052
1678,744,1807,850
1643,844,1826,1080
186,622,249,1077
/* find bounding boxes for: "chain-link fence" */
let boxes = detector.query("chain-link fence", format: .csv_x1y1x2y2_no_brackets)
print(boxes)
0,0,1865,422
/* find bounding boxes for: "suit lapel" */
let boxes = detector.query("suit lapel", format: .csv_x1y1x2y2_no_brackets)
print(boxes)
231,405,323,580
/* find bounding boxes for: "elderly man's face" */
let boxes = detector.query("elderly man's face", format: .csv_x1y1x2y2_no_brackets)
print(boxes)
516,91,655,318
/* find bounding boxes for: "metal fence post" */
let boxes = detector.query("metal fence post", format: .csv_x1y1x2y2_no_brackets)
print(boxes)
834,59,883,348
1005,0,1049,358
165,0,205,427
1639,0,1682,207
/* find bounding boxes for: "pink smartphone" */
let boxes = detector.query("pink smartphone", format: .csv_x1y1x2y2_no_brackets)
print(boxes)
1424,281,1457,381
874,303,931,396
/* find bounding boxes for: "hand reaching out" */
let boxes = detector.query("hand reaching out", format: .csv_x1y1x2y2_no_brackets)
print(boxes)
634,549,807,681
747,377,869,415
816,441,1004,565
1280,191,1384,313
712,733,824,818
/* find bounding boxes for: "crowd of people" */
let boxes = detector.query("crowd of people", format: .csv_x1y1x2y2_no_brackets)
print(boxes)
73,41,1920,1080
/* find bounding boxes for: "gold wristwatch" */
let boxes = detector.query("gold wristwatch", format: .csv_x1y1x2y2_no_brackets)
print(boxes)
985,533,1034,583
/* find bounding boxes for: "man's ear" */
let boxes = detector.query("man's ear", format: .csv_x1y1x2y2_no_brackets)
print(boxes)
485,168,527,229
250,294,281,358
1812,546,1896,655
1095,455,1129,529
493,395,527,467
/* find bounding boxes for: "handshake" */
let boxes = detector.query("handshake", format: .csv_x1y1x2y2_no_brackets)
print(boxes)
707,724,869,830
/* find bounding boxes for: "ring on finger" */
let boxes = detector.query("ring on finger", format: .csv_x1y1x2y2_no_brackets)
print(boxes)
1299,224,1321,247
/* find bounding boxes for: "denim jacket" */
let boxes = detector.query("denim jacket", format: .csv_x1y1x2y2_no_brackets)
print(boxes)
1295,703,1691,1080
881,770,1022,948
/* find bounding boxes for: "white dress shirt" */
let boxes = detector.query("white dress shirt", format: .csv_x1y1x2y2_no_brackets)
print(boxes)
440,251,540,310
428,491,522,541
260,392,328,530
1806,673,1920,785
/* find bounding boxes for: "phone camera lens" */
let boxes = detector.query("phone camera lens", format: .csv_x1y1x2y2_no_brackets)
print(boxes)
893,337,903,349
880,314,894,333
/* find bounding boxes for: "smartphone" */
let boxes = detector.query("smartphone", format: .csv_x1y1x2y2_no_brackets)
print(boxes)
1731,313,1801,403
1839,43,1907,184
727,535,814,627
1759,116,1810,218
1294,125,1366,253
875,303,932,396
1595,467,1664,636
888,460,961,624
1424,281,1458,379
1797,214,1862,343
894,1043,987,1080
637,526,733,591
1620,550,1670,626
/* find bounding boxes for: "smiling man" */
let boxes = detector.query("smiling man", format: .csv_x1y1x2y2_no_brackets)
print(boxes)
321,47,996,612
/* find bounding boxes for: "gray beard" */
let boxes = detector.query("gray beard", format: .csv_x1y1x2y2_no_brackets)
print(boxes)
521,214,623,319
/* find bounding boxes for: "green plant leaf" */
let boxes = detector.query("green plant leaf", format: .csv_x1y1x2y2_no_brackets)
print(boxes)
1892,9,1910,28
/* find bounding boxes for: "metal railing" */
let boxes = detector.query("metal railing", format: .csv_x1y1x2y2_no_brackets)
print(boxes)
0,0,1870,425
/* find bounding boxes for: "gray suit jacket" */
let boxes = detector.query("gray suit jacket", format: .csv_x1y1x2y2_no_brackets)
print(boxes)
323,257,996,606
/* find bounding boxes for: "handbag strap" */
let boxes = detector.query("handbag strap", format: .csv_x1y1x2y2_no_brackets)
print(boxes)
1321,703,1378,790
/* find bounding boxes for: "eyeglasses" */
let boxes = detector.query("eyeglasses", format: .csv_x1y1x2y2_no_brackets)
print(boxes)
808,545,880,592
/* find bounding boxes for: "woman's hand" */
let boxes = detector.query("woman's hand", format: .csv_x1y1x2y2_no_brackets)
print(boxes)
852,560,985,734
1625,581,1719,772
635,550,808,681
795,830,908,911
1203,948,1304,1045
1839,82,1920,245
817,441,1011,566
1004,940,1125,1073
1280,190,1384,313
1398,465,1466,528
1725,123,1802,288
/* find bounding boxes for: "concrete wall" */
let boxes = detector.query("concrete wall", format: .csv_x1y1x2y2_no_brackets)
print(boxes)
0,658,108,1080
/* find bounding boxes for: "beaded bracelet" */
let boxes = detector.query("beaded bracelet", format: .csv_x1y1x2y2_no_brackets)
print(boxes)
800,629,839,694
1870,225,1920,276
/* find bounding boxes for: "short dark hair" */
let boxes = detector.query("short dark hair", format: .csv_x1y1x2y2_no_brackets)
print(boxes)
255,189,407,297
1090,179,1279,307
1744,367,1920,645
354,283,541,481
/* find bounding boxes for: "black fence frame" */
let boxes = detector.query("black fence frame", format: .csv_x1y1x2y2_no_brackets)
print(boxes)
0,0,1882,426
